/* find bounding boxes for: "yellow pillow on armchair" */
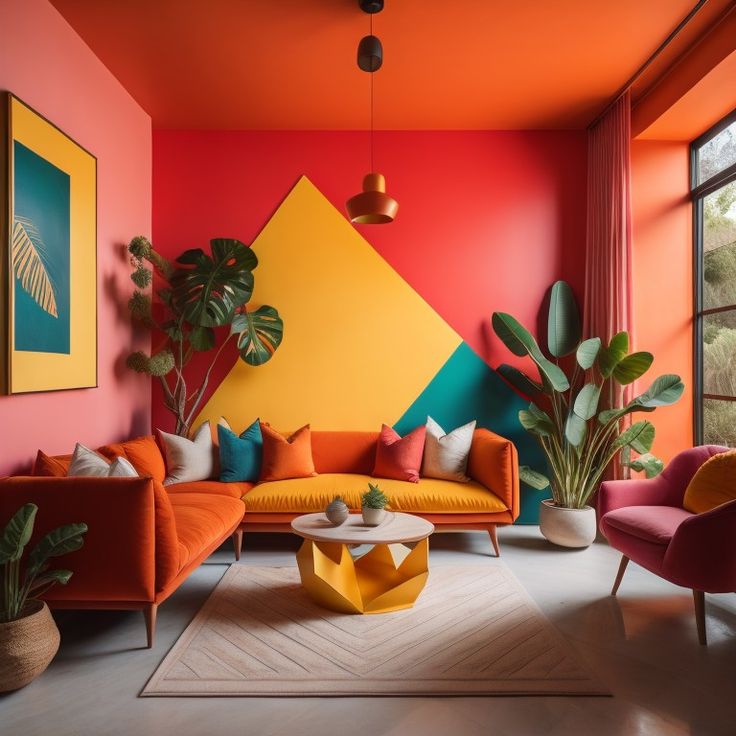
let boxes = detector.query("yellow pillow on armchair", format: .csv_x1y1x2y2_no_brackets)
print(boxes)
683,449,736,513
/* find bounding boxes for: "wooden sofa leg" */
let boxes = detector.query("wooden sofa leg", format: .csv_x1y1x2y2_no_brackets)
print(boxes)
611,555,629,596
232,529,243,561
487,524,500,557
144,604,158,649
693,590,707,645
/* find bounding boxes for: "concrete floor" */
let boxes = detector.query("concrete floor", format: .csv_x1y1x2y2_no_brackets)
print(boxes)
1,526,735,736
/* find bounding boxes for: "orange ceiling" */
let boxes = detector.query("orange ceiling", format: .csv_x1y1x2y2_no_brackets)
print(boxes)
50,0,698,130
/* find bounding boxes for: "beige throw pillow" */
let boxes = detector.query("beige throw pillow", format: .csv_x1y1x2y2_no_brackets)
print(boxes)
67,444,138,478
158,421,216,485
421,417,476,482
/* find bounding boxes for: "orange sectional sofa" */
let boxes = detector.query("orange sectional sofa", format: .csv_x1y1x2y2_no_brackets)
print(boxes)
0,428,518,646
236,429,520,557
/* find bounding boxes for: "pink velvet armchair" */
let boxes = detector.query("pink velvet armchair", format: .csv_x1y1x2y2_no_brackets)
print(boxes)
598,445,736,645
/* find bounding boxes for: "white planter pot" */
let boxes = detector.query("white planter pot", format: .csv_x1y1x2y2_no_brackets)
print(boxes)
361,507,386,526
539,500,597,548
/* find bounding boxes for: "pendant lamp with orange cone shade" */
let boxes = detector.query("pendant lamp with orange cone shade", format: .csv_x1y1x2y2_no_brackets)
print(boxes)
346,0,398,225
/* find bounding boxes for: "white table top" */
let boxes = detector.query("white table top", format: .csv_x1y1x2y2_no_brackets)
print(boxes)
291,512,435,545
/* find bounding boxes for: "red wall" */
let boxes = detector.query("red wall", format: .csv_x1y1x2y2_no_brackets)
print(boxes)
0,0,152,474
153,129,587,431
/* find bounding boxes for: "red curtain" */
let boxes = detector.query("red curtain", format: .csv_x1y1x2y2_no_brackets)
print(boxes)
584,90,633,345
584,91,633,478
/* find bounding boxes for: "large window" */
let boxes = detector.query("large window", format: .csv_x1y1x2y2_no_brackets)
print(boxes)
692,110,736,446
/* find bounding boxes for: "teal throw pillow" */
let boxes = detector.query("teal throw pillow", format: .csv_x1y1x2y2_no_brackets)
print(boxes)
218,419,263,482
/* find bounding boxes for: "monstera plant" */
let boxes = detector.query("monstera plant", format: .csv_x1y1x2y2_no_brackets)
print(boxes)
491,281,683,546
125,236,283,436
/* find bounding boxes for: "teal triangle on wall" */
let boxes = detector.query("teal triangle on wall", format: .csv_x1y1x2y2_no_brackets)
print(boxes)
394,342,548,524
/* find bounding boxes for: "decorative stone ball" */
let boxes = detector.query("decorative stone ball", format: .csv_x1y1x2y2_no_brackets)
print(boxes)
325,498,349,526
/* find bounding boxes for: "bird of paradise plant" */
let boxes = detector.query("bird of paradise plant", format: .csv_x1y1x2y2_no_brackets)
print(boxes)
492,281,684,509
125,236,284,436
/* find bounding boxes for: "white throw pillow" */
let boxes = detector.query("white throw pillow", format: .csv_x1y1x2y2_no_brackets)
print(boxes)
67,444,139,478
421,417,476,482
158,421,216,485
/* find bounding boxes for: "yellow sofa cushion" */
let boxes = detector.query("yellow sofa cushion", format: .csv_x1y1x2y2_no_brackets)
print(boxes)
242,473,507,514
683,449,736,513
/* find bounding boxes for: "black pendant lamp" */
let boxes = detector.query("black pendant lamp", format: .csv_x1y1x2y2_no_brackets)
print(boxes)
346,0,398,224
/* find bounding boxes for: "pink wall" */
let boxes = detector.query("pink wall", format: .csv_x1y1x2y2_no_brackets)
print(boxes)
152,129,587,431
0,0,152,474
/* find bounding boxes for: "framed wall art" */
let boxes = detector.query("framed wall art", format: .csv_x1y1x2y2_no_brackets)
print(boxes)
1,93,97,394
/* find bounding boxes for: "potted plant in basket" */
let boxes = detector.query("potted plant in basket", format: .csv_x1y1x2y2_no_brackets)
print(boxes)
361,484,390,526
492,281,684,548
0,504,87,692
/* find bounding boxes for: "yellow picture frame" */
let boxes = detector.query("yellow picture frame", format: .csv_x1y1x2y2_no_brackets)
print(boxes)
1,93,97,394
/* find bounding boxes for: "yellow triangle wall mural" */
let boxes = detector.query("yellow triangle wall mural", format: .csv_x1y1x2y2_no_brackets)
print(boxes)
194,176,462,432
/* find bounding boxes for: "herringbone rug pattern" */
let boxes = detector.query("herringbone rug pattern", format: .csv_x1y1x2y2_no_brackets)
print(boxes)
142,564,606,696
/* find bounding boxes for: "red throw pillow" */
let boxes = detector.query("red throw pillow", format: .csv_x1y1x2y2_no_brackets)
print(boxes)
33,450,71,477
372,424,426,483
259,424,317,482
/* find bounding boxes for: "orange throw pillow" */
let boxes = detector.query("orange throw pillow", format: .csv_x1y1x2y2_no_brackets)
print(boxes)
33,450,71,477
259,424,317,482
372,424,426,483
98,435,166,483
683,449,736,513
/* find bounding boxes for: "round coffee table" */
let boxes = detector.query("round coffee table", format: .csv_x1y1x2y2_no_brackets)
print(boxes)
291,512,434,614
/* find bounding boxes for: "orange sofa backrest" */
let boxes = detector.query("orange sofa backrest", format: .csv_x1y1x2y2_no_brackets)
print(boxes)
311,431,380,474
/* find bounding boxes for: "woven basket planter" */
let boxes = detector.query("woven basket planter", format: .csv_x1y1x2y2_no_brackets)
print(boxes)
0,601,60,692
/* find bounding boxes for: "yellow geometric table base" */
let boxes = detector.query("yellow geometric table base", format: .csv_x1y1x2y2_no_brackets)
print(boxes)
296,538,430,614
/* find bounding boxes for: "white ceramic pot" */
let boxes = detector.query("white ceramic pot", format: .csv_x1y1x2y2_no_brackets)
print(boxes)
361,507,386,526
539,500,597,548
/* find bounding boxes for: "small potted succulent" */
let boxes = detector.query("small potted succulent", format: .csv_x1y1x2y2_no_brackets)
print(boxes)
0,503,87,692
361,484,390,526
325,496,349,526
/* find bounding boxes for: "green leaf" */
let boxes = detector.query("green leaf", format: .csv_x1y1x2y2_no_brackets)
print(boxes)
0,504,37,564
497,364,544,398
26,523,88,580
491,312,533,357
614,420,655,453
613,352,654,385
519,403,555,436
519,466,550,490
598,331,629,378
624,452,664,478
491,312,569,392
630,374,685,408
172,238,257,328
573,383,601,420
235,306,284,366
547,281,581,357
161,320,183,342
189,326,215,352
27,569,73,592
576,337,601,370
565,410,587,447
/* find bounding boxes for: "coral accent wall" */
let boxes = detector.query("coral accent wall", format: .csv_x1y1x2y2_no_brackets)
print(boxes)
153,129,587,432
631,140,693,462
0,0,152,474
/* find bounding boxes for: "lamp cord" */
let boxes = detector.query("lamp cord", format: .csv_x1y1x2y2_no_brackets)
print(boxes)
370,12,374,173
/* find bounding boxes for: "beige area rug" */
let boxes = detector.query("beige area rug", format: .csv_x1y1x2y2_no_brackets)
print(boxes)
142,564,607,697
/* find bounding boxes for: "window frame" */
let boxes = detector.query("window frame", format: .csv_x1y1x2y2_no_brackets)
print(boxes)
691,107,736,444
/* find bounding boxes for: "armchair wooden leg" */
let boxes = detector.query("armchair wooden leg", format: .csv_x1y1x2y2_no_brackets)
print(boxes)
232,529,243,561
693,590,707,645
611,555,629,595
487,524,500,557
144,603,158,649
